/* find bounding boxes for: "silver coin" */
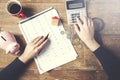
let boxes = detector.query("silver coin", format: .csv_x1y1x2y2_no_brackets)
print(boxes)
67,34,71,39
60,31,65,35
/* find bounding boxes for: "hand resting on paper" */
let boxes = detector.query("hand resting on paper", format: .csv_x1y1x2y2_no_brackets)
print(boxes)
19,36,48,63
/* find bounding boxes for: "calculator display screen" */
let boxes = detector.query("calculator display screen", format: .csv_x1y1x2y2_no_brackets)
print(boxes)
69,3,83,9
66,0,85,10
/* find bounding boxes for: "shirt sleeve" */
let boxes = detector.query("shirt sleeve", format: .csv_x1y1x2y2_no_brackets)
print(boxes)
0,58,26,80
93,46,120,80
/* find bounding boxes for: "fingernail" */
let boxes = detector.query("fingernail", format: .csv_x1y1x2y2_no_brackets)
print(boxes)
40,36,44,38
77,16,80,19
76,16,79,20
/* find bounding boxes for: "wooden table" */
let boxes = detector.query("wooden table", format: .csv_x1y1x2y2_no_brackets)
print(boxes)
0,0,120,80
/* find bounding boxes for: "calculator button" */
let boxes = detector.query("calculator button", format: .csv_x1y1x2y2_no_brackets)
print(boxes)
71,13,80,23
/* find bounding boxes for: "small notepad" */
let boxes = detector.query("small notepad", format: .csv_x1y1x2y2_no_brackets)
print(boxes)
19,7,78,74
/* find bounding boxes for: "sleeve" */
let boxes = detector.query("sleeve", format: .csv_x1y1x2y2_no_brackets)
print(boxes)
0,58,26,80
93,46,120,80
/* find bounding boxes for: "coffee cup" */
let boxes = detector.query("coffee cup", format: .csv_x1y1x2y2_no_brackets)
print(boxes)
6,0,26,18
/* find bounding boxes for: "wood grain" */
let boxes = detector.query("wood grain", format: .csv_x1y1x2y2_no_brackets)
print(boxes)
1,0,120,80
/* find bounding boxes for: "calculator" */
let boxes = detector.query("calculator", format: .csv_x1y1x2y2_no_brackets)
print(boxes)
65,0,87,24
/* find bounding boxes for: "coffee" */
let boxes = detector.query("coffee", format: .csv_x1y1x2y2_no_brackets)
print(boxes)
9,4,21,14
6,0,26,18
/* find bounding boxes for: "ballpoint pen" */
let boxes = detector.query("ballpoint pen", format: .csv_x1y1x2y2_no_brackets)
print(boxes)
44,33,49,40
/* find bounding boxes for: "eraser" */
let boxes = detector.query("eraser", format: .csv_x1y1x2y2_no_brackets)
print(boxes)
51,16,60,26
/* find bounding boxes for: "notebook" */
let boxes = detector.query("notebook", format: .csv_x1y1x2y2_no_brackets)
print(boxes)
19,7,78,74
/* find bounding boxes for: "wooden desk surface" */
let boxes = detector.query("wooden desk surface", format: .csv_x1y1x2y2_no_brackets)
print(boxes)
0,0,120,80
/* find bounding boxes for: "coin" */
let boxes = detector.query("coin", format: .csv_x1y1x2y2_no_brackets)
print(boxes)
60,31,65,35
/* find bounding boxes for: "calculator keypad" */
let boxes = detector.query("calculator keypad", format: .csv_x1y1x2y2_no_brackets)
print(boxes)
71,13,80,23
68,9,87,24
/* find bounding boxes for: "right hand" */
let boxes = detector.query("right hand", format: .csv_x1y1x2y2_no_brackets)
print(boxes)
74,16,100,51
19,36,48,63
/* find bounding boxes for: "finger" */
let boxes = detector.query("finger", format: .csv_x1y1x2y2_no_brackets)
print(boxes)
38,39,48,51
74,24,81,35
90,19,94,31
32,36,43,44
75,24,80,31
82,16,88,25
88,18,93,28
31,36,39,42
90,19,94,28
76,17,82,28
88,18,91,26
35,36,46,47
81,17,90,32
87,18,91,31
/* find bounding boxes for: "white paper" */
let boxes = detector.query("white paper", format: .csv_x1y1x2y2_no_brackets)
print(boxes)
19,8,78,74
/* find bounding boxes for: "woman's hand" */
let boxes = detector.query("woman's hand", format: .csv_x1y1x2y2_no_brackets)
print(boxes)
19,36,48,63
74,16,100,51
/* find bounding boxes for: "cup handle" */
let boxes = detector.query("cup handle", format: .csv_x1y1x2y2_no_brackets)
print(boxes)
19,11,27,18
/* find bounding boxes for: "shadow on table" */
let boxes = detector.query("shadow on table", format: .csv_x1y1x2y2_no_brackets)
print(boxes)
92,17,105,46
23,7,34,17
14,34,26,54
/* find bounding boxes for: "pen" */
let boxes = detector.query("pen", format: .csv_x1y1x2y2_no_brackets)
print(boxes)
1,36,6,41
44,33,49,40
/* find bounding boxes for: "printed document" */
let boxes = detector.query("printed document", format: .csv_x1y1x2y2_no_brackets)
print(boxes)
19,8,78,74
